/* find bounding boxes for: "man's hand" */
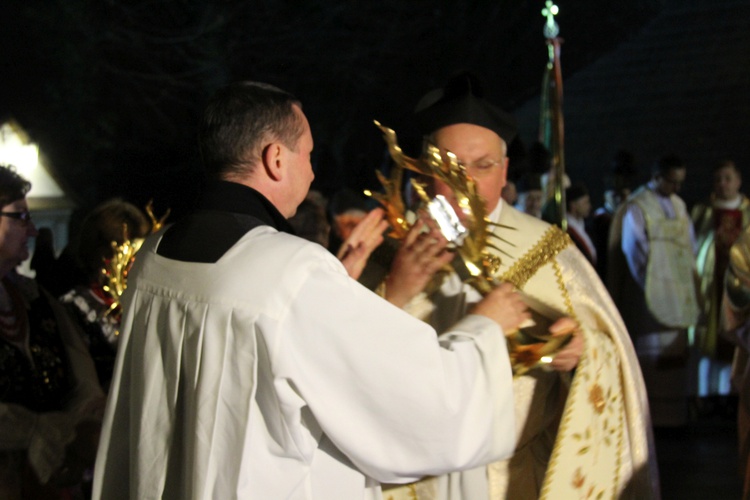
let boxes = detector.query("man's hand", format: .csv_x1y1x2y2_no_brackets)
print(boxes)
337,208,389,280
470,283,530,335
384,216,454,308
547,317,583,372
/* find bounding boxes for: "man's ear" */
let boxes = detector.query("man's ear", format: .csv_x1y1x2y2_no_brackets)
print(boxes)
262,142,284,182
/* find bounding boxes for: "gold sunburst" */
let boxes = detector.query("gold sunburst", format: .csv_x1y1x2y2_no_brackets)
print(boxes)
370,120,514,294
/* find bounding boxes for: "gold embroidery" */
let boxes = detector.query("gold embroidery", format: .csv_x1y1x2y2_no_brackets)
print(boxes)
541,332,625,499
500,225,572,289
384,479,424,499
572,467,585,489
552,260,576,318
497,224,577,320
589,383,606,414
408,485,418,500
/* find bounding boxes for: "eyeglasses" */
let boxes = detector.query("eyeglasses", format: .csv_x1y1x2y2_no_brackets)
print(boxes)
459,158,505,171
0,211,33,225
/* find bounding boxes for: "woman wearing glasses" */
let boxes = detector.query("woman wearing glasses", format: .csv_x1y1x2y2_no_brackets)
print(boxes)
0,164,104,499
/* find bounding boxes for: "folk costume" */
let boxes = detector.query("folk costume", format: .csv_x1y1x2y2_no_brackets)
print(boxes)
60,284,119,391
0,272,104,499
92,180,519,500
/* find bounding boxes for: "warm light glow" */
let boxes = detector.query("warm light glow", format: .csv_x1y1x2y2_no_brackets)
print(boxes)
0,143,38,177
0,121,63,197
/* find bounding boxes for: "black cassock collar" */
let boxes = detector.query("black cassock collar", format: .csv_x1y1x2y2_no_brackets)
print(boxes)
156,180,296,263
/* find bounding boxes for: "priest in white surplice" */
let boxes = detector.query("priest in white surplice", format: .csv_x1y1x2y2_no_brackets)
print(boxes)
608,155,699,427
91,82,533,500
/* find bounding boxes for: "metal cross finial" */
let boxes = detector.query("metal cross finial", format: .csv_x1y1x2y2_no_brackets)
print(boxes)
542,1,560,39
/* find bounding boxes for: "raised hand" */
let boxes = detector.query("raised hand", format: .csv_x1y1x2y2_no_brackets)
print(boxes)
384,216,454,308
337,208,389,280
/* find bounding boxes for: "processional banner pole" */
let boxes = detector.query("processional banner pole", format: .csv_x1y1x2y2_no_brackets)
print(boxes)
538,1,567,230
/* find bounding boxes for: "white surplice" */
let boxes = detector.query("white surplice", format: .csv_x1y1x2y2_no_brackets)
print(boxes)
92,224,517,500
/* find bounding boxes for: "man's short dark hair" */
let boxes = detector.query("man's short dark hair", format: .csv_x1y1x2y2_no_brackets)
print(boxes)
653,154,685,177
565,183,589,210
198,82,304,178
0,164,31,208
714,159,740,177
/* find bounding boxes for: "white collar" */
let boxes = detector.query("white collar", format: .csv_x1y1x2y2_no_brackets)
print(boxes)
488,198,503,224
714,195,743,209
566,214,586,231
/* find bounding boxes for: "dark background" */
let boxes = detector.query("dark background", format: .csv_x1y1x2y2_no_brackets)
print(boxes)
3,4,748,498
0,0,662,218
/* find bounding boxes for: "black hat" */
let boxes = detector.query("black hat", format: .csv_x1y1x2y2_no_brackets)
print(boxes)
414,72,517,145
